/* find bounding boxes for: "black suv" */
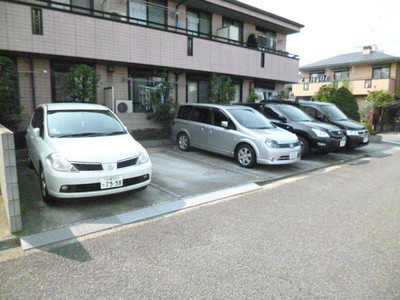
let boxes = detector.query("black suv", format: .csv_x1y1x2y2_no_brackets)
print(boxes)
295,101,369,149
243,101,346,156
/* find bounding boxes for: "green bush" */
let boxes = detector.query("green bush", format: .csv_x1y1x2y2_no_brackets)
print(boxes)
63,64,100,103
362,122,377,135
330,86,360,121
131,128,171,141
365,90,395,108
208,74,235,104
0,57,21,131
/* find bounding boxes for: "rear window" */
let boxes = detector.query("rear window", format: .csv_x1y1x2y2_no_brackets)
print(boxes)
177,106,192,120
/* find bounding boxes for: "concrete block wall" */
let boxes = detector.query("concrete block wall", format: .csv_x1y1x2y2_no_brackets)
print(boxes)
0,125,22,234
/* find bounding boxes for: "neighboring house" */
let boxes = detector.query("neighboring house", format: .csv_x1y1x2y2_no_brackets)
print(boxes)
292,46,400,104
0,0,303,131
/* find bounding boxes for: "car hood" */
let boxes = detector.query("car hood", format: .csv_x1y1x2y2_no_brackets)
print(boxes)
47,134,141,163
251,127,298,143
331,119,365,130
298,121,340,131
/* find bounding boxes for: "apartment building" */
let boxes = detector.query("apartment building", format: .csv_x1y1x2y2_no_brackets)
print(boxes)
292,46,400,104
0,0,303,130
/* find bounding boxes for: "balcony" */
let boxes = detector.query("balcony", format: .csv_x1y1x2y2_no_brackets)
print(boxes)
1,0,300,82
292,78,397,98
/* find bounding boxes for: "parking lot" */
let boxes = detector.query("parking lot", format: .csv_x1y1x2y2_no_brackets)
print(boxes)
16,141,398,237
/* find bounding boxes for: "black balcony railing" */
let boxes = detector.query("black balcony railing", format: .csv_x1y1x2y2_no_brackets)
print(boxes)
5,0,299,60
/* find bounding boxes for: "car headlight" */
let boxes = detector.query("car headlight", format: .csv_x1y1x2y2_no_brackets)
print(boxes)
265,139,279,148
311,128,330,138
346,130,359,136
47,153,78,172
137,144,150,165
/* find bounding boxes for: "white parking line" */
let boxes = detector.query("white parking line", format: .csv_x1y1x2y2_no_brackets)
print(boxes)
20,183,261,250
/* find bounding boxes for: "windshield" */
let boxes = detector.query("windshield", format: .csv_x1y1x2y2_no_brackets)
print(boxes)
320,104,348,121
278,105,313,122
47,110,127,138
228,108,274,129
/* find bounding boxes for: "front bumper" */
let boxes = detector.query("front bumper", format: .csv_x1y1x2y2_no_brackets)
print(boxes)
346,134,370,148
257,145,302,165
44,161,152,198
309,137,347,152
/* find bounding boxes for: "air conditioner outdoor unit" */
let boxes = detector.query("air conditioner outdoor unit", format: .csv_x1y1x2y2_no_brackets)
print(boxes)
115,100,133,113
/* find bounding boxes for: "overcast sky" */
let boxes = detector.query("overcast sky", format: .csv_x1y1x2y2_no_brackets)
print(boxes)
239,0,400,66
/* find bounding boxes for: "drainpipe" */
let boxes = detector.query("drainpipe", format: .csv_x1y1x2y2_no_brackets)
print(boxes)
174,71,182,108
29,57,37,110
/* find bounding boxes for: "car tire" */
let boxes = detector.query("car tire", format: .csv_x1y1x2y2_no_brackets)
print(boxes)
177,133,190,151
39,168,58,206
236,144,256,168
27,156,34,170
298,136,310,157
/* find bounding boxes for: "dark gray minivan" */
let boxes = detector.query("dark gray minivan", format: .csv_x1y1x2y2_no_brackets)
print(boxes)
171,103,301,168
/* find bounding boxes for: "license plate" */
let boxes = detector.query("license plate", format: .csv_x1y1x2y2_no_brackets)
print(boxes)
363,137,369,143
289,152,298,159
340,139,346,147
101,176,123,189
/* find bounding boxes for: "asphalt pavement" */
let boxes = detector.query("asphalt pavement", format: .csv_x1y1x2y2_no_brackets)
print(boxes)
1,138,399,299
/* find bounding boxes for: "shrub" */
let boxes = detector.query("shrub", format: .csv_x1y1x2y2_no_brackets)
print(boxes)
208,74,235,104
330,86,360,121
131,128,171,141
365,90,395,109
0,57,21,131
63,64,100,103
362,122,377,135
314,84,336,102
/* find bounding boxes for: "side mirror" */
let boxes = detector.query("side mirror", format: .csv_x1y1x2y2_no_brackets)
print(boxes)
32,127,41,138
221,121,228,128
278,116,287,123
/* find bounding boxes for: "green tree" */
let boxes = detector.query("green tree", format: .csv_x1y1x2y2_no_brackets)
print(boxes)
330,86,360,121
146,72,176,128
63,64,100,103
208,74,235,104
365,90,395,108
315,84,336,102
0,57,21,131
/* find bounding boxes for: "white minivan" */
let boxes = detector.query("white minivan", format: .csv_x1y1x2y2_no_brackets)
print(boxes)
171,104,301,168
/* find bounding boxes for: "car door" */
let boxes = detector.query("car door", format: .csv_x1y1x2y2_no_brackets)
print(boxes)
188,106,211,149
207,108,237,155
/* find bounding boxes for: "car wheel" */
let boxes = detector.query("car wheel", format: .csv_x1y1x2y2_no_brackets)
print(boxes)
236,144,256,168
27,156,34,170
177,133,190,151
298,136,310,157
39,168,58,205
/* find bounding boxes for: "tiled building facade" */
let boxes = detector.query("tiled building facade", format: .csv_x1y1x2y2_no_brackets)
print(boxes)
1,0,303,130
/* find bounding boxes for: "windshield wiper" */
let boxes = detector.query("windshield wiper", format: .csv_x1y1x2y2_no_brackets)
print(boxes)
56,132,104,138
105,131,126,136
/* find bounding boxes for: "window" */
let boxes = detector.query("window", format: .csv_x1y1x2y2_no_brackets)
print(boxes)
334,69,349,81
189,107,210,123
222,17,243,43
261,52,265,68
231,83,242,104
187,37,193,56
32,8,43,35
372,66,390,79
301,106,319,119
177,106,192,120
186,8,211,38
365,79,372,88
51,0,92,14
211,109,228,127
309,72,326,83
51,62,75,103
187,79,210,103
263,106,282,120
303,83,309,91
128,0,167,29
